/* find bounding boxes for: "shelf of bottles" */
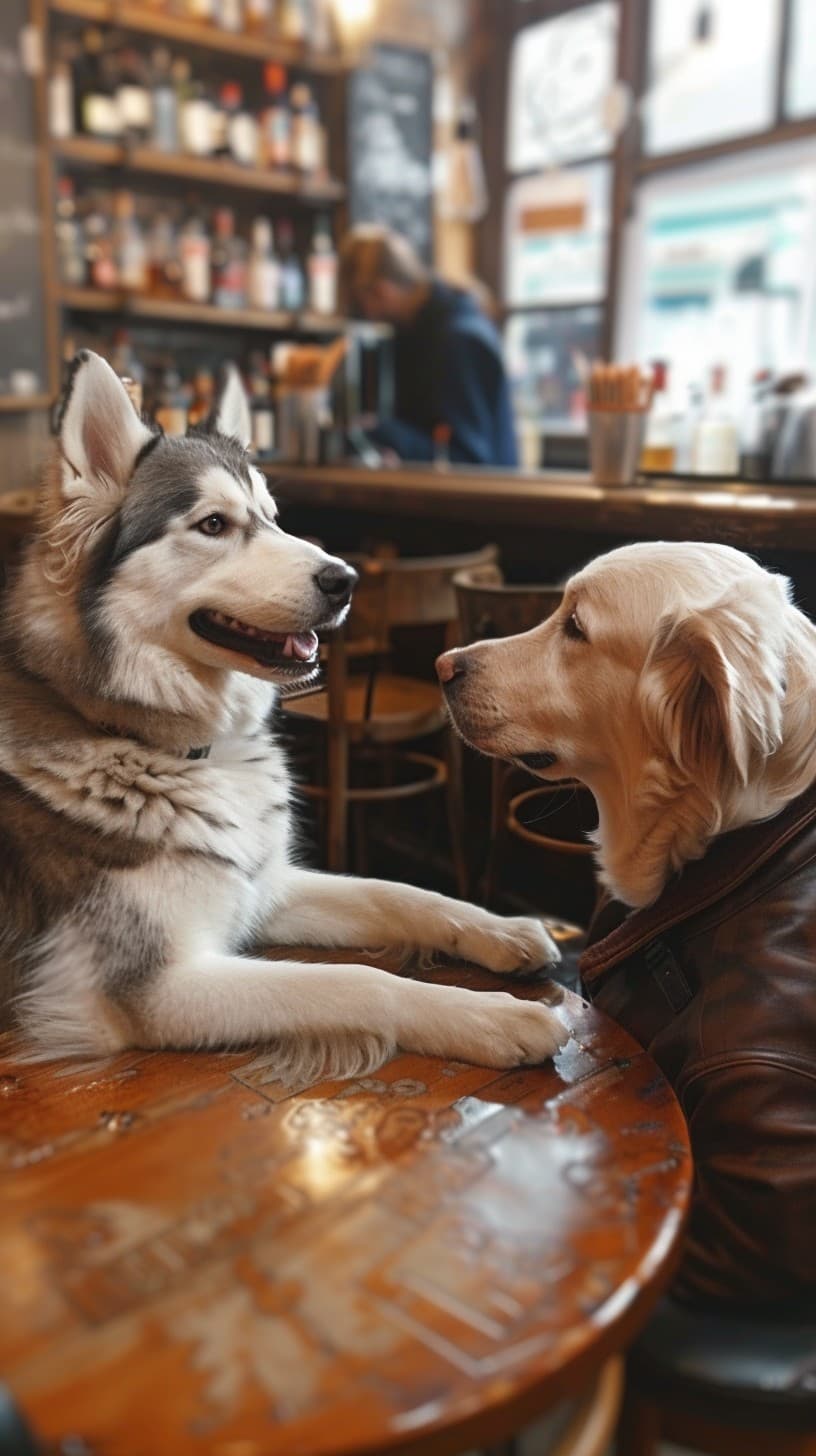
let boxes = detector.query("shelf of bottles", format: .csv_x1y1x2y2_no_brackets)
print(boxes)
54,136,345,201
49,0,354,337
48,0,347,73
56,285,383,337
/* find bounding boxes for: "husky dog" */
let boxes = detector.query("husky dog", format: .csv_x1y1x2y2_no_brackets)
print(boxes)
0,352,566,1079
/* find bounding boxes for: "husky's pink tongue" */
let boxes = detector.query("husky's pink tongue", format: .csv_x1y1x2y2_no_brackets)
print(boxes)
284,631,319,661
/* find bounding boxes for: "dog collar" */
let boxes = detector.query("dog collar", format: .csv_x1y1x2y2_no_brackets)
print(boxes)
99,723,211,761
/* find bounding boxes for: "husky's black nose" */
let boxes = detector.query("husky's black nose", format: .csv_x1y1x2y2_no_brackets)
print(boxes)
315,562,358,608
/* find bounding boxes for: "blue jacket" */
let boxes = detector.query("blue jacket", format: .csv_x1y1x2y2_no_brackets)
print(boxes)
374,281,518,468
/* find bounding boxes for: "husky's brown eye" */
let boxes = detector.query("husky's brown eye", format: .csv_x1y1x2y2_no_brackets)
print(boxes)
564,610,586,642
197,514,227,537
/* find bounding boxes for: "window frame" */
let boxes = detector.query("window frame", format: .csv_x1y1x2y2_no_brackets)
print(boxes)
477,0,806,366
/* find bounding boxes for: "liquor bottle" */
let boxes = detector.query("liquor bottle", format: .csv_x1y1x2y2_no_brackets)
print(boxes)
245,0,272,35
180,77,215,157
110,328,145,413
147,210,181,297
48,37,75,140
279,0,306,41
117,49,152,144
211,207,248,309
215,0,244,30
309,0,336,55
74,27,101,134
112,190,148,293
150,48,179,153
261,64,291,170
220,82,259,167
307,214,337,315
290,84,321,177
640,360,677,472
692,365,739,475
80,30,121,141
184,0,216,21
188,367,216,427
55,176,85,286
248,217,280,311
179,203,212,303
278,218,305,310
155,367,189,436
248,354,275,458
84,196,118,290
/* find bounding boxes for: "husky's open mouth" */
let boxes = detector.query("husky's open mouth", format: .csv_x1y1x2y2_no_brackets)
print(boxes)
190,609,319,677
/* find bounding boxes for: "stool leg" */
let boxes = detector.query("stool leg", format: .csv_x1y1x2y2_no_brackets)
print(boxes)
482,760,508,908
326,634,349,874
445,730,470,900
615,1382,660,1456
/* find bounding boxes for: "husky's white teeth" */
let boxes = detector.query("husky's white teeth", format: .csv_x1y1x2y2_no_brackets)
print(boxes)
202,611,318,661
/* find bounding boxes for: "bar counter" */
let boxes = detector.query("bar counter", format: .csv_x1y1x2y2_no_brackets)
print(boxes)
265,464,816,552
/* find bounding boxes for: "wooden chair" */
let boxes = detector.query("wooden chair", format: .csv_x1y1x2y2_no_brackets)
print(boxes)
617,1297,816,1456
283,543,500,891
453,564,598,922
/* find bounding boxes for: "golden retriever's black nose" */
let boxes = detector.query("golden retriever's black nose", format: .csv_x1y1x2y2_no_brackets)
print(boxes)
315,563,357,608
436,650,465,686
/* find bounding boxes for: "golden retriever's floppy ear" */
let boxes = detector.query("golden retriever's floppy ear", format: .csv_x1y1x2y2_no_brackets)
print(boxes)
640,579,789,788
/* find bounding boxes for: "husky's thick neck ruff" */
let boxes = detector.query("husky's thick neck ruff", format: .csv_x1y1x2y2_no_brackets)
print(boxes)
96,725,211,768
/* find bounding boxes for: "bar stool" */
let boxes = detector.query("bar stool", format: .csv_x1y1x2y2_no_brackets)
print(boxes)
453,564,598,922
617,1296,816,1456
282,544,500,891
484,1355,624,1456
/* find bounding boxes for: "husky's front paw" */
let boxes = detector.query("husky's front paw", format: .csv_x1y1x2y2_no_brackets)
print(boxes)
458,914,560,978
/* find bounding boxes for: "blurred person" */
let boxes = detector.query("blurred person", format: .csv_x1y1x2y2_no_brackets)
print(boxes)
340,225,518,467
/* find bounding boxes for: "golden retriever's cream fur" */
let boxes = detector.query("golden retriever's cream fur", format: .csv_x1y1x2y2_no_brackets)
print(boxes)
439,542,816,908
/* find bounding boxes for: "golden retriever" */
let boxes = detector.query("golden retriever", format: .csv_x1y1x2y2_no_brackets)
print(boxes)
437,541,816,908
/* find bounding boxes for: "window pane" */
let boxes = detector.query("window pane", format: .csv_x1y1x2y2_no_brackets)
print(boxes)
786,0,816,118
618,140,816,422
504,163,611,308
643,0,780,156
506,2,618,171
506,307,601,432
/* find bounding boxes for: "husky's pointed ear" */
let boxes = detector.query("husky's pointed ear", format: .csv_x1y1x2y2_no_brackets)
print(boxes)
640,578,789,789
59,351,153,500
209,363,252,449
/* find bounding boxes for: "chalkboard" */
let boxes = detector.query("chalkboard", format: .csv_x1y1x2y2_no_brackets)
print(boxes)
0,2,47,397
348,44,434,264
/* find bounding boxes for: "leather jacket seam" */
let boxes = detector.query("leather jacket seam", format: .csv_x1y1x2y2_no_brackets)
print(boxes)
679,1053,816,1101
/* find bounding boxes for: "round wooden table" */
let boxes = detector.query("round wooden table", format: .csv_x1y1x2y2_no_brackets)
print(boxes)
0,950,691,1456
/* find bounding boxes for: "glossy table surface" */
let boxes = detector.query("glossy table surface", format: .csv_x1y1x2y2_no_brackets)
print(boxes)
1,951,691,1456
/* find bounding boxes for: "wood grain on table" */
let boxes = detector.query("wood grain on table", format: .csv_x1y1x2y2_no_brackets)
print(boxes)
0,953,691,1456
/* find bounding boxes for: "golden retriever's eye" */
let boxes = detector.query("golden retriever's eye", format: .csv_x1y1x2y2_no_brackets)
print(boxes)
564,610,587,642
197,514,228,537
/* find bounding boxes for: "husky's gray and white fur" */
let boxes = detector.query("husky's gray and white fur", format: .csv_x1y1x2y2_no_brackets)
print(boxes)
0,352,566,1078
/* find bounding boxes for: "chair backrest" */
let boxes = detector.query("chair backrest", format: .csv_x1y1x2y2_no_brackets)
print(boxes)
453,565,563,644
348,543,500,638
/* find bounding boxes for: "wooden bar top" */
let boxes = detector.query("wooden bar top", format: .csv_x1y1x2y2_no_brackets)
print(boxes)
264,464,816,552
4,468,816,554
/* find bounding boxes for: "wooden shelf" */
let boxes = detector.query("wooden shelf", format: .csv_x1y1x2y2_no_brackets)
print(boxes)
0,395,52,413
48,0,346,73
54,136,345,203
57,286,374,335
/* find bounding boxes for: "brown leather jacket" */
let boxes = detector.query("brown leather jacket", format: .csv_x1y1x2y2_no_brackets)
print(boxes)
580,782,816,1309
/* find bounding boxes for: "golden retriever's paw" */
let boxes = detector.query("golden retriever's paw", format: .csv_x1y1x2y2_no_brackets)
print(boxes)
450,992,568,1067
462,915,561,978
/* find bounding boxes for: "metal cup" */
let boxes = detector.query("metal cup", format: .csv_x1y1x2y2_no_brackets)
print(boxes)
589,410,647,487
